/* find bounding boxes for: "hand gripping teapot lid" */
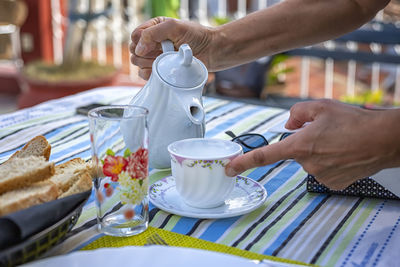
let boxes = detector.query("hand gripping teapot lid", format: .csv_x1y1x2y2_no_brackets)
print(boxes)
157,41,207,88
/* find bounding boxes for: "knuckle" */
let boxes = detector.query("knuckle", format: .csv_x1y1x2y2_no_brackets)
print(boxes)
131,29,143,42
130,30,137,41
315,99,334,111
289,102,301,114
140,29,152,42
129,42,135,52
291,142,308,157
289,101,309,114
130,55,138,65
251,149,266,166
164,18,179,27
154,16,167,23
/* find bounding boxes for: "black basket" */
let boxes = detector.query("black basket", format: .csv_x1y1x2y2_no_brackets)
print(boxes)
0,199,87,267
307,174,400,200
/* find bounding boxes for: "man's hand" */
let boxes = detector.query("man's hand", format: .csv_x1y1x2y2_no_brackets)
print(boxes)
130,17,214,80
225,99,400,190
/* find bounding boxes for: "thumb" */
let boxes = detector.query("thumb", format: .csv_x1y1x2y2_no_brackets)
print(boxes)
225,141,290,177
285,100,321,130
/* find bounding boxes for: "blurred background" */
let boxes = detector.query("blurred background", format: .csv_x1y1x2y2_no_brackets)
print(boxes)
0,0,399,114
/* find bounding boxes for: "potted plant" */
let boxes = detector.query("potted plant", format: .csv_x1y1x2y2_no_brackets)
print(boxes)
340,89,397,107
260,54,295,99
18,0,118,108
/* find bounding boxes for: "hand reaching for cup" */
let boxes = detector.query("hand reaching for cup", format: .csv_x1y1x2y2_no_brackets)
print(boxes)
225,99,400,190
129,17,214,80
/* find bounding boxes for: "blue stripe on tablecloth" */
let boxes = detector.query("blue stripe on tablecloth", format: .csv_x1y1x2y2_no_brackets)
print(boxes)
263,194,328,255
0,147,22,159
263,161,302,195
186,219,206,235
0,118,87,159
198,216,241,242
246,161,301,194
50,139,91,161
246,162,283,181
341,201,387,267
195,161,301,243
371,214,400,267
43,119,88,139
63,149,92,163
205,102,245,122
310,197,364,264
205,106,266,138
171,217,202,234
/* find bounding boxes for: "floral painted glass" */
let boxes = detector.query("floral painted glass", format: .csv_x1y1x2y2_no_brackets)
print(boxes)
88,105,149,236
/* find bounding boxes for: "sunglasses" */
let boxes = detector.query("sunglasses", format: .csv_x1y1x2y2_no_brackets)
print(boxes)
225,131,293,153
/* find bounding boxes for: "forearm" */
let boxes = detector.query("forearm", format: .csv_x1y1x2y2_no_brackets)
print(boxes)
372,108,400,169
209,0,389,71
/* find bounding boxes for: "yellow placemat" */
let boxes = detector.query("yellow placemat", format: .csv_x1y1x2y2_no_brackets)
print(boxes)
82,227,311,266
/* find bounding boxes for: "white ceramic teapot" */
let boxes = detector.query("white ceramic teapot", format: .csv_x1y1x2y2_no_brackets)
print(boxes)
128,40,208,169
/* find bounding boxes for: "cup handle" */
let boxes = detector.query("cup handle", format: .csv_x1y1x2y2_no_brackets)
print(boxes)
161,40,175,53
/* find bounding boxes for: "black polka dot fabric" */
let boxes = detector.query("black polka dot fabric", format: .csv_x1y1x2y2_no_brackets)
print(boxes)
306,175,400,200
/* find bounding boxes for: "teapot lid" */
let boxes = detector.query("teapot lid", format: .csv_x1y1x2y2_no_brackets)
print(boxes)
157,42,207,88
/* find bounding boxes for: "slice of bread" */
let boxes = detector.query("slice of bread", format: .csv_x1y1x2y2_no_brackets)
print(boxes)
0,156,55,195
9,135,51,161
0,181,58,216
50,158,92,195
59,171,92,198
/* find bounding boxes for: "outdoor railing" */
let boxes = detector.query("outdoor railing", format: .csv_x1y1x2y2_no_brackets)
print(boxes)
50,0,400,105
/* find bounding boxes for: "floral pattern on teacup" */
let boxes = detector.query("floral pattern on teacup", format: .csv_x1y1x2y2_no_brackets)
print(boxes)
183,159,230,169
102,147,148,205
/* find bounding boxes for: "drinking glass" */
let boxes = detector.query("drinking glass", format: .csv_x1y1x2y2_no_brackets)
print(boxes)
88,105,149,236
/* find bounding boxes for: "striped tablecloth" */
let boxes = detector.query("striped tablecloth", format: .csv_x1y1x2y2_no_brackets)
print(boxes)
1,86,399,267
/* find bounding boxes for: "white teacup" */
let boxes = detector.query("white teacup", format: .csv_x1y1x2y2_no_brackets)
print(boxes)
167,138,243,208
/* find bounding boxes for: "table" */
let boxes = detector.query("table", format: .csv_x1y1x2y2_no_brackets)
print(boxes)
0,86,399,267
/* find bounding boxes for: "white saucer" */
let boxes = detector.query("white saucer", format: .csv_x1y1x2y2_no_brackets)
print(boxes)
149,176,267,219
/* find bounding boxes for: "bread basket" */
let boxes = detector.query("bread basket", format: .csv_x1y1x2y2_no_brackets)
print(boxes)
0,192,89,267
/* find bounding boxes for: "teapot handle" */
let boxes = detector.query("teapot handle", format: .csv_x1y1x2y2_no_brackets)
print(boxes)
161,40,175,53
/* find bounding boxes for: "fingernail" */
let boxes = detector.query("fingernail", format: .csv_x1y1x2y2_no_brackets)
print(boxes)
135,41,145,56
225,166,237,177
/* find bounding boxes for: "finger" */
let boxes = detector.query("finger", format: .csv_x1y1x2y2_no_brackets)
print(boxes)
285,100,325,129
138,68,152,80
225,142,290,177
130,55,156,69
130,42,162,58
129,41,140,54
131,28,144,45
130,17,165,43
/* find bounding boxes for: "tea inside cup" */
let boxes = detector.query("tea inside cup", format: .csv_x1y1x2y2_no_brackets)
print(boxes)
168,138,243,208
